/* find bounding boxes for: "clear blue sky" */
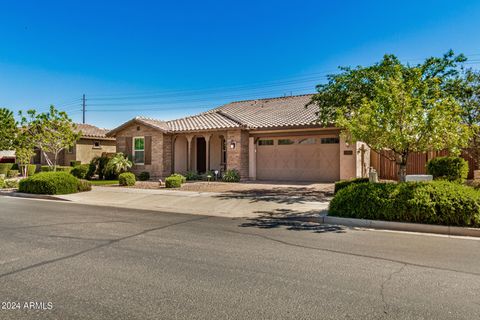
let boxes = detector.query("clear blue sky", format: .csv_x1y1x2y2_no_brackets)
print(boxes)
1,0,480,129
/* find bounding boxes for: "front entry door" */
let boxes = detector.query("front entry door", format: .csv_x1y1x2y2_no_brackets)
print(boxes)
196,137,206,173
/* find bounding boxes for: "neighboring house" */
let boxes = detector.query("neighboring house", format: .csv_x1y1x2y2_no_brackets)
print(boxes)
0,150,16,163
34,123,117,166
107,94,370,182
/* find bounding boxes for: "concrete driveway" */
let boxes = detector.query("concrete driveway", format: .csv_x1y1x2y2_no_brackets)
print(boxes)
57,183,332,219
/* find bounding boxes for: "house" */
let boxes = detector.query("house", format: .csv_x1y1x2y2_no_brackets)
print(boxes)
0,150,16,163
107,94,370,182
34,123,117,166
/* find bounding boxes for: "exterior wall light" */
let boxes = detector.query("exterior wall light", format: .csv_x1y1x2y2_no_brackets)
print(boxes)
230,140,236,149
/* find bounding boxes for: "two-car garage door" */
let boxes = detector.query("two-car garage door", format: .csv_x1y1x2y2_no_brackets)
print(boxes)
256,135,340,182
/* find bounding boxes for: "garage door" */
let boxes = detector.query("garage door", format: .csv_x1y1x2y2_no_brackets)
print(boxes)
256,135,340,182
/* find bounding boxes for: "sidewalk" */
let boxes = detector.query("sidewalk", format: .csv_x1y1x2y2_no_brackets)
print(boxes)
56,186,329,218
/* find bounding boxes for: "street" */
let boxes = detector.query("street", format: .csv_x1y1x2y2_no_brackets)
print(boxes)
0,196,479,319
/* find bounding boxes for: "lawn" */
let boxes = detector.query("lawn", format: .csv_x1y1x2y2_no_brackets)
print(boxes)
89,180,119,186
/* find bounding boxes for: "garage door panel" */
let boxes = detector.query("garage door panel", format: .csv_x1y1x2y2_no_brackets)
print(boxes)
256,136,340,182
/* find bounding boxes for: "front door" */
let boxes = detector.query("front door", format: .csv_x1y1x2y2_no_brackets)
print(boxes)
196,137,206,173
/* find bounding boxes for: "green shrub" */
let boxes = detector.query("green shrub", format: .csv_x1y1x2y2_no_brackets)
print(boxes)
170,173,186,184
77,179,92,192
86,162,96,180
334,177,370,194
0,177,4,188
0,163,14,175
6,170,19,178
222,169,240,182
426,156,469,182
118,172,136,186
19,171,81,195
329,181,480,227
165,176,182,188
4,179,19,189
71,164,90,179
19,164,37,177
70,160,81,167
138,171,150,181
41,165,73,173
185,171,200,181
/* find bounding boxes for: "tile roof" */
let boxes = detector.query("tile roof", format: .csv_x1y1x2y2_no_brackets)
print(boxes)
75,123,114,139
134,117,171,131
208,94,317,129
166,112,241,132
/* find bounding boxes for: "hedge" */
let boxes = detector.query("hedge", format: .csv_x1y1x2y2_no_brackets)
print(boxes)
426,156,468,182
119,172,136,186
71,164,90,179
70,160,81,167
7,170,19,178
0,163,14,175
138,171,150,181
19,171,84,195
170,173,186,184
41,165,73,173
329,181,480,227
334,178,370,194
0,177,4,188
77,179,92,192
165,176,182,188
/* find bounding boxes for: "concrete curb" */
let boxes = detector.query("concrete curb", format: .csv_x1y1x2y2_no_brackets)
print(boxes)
0,191,67,202
318,216,480,238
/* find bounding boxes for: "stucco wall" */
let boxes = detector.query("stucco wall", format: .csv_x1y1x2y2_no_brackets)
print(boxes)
74,138,116,164
174,136,188,173
339,136,356,180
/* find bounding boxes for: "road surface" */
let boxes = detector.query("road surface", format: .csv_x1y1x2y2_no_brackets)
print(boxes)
0,196,479,319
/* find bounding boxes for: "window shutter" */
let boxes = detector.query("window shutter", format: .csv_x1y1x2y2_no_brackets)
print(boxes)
125,137,132,161
144,136,152,165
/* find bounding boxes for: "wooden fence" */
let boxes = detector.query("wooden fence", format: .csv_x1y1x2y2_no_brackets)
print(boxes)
370,150,477,180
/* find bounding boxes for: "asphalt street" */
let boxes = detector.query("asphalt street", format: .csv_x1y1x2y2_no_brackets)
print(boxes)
0,196,479,319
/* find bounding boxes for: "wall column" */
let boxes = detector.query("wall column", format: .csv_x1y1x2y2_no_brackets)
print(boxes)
248,136,256,180
186,134,194,172
204,134,212,171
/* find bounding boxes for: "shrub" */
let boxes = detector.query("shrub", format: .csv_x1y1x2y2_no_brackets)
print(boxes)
0,177,4,188
170,173,186,184
70,160,81,167
4,179,19,189
329,181,480,227
19,164,37,177
0,163,14,175
41,165,73,173
165,176,182,188
222,169,240,182
71,164,89,179
105,153,132,179
118,172,136,186
6,170,19,178
77,179,92,192
334,177,370,194
138,171,150,181
185,171,200,181
426,156,468,182
86,162,97,180
19,171,81,195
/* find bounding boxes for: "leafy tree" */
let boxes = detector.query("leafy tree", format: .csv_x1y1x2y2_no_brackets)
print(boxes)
0,108,17,151
309,51,473,181
21,106,80,171
14,129,36,177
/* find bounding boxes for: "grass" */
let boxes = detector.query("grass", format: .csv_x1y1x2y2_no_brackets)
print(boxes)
89,180,119,186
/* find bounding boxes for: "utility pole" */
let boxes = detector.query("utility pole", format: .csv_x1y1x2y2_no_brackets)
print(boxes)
82,94,86,124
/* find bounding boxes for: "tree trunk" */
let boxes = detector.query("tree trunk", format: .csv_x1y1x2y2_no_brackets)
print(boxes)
396,152,408,182
53,152,58,172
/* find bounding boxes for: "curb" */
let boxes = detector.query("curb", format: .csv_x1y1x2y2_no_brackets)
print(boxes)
318,216,480,238
0,191,67,202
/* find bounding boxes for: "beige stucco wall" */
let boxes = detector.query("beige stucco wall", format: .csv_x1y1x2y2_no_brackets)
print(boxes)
74,138,116,164
174,136,188,173
114,122,169,178
339,136,370,180
209,133,224,172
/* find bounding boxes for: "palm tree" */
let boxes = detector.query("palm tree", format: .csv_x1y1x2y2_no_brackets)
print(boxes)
105,153,132,177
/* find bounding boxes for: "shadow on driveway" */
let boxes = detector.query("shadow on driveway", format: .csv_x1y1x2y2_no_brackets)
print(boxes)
214,187,334,204
240,208,345,234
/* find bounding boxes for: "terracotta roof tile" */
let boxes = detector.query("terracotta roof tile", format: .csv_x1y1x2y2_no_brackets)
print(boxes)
167,112,241,132
75,123,114,139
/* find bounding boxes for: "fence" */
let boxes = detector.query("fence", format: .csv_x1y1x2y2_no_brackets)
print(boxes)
370,150,477,180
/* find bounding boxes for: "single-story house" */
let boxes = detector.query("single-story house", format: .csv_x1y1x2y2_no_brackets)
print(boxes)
34,123,117,166
107,94,370,182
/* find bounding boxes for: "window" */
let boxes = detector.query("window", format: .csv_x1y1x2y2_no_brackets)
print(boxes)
258,139,274,146
133,137,145,164
321,137,340,144
221,137,227,165
278,139,294,145
298,138,316,144
93,141,101,149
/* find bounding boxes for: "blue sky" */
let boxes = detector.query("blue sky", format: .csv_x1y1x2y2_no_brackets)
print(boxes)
1,0,480,128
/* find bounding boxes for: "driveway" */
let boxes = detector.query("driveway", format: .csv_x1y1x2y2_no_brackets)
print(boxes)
54,182,333,219
0,197,479,319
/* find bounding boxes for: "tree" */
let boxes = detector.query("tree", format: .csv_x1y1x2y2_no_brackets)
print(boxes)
14,129,36,177
0,108,17,151
105,153,132,177
309,51,473,181
21,106,81,171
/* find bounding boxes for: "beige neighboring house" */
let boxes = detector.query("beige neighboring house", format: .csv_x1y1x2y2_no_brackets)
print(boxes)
107,94,370,182
34,123,117,166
